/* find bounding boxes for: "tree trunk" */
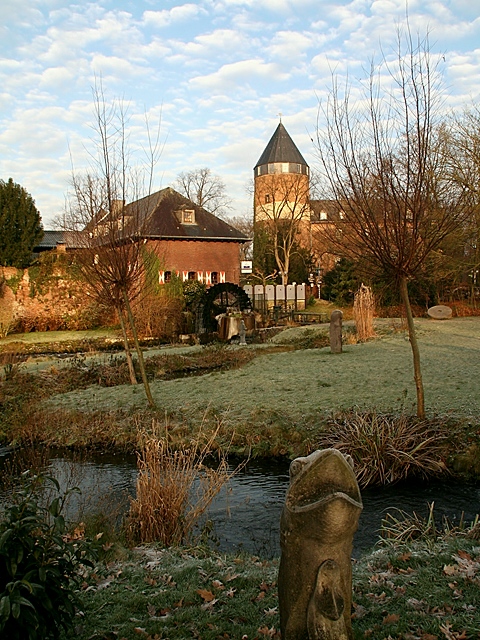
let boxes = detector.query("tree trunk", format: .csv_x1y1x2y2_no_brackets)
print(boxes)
118,308,137,385
399,275,425,419
122,290,156,409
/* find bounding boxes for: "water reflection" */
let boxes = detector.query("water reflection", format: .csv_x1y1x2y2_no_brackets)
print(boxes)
1,448,479,558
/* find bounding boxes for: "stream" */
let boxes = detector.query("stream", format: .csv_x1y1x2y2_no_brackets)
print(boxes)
1,448,479,558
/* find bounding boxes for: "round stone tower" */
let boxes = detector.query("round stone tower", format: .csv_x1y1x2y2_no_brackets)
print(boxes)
253,122,310,224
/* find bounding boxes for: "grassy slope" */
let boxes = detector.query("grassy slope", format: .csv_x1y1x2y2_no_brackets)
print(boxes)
46,318,480,420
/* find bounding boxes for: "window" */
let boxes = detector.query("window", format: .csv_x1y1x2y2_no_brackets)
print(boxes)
211,271,219,284
320,210,327,221
164,271,172,283
188,271,196,280
265,194,271,204
183,209,195,224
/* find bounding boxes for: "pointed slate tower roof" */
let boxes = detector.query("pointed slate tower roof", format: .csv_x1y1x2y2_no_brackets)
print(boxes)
254,122,308,169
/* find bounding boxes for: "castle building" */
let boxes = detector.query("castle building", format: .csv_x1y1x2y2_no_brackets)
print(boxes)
253,122,340,285
253,122,310,225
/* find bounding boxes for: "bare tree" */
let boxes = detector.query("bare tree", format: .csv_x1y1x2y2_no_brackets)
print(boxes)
228,213,253,261
254,172,311,286
315,29,469,418
173,167,232,217
66,81,162,409
446,107,480,299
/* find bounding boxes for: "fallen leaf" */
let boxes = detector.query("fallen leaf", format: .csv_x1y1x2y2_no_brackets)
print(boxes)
226,573,239,582
226,588,236,598
264,607,278,616
197,588,215,602
420,633,438,640
443,565,457,576
383,613,400,625
456,550,472,561
174,598,184,608
398,552,412,562
212,580,224,590
147,604,156,617
351,603,367,619
133,629,147,637
201,598,218,610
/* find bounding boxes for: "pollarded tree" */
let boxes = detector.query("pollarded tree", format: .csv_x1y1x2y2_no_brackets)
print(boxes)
0,179,43,268
174,167,232,218
315,28,470,418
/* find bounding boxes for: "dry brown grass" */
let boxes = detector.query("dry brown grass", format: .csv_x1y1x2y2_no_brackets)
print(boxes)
320,410,451,487
353,284,376,341
125,420,242,546
380,502,480,544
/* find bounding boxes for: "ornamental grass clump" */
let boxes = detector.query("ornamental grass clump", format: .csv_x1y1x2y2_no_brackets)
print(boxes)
126,421,239,546
380,502,480,544
321,410,450,487
353,283,376,341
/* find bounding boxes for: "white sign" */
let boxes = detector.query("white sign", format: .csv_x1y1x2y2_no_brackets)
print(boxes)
241,260,253,273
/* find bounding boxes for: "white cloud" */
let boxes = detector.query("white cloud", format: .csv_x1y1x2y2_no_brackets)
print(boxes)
189,59,290,90
143,4,205,28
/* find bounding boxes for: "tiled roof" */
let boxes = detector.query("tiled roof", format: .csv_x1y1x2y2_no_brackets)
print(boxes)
108,188,248,242
254,123,308,168
34,230,85,250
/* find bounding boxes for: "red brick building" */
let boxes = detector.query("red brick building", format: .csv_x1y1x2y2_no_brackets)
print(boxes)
133,188,248,285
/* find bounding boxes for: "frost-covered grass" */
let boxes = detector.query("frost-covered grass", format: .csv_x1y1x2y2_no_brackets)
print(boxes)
59,537,480,640
46,317,480,420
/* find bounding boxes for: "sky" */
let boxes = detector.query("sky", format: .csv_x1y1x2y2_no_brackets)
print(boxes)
1,0,480,228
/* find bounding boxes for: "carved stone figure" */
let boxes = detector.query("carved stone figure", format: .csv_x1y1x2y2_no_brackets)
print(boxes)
329,310,343,353
278,449,363,639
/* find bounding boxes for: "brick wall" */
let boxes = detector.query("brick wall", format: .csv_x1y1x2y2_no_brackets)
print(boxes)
147,239,243,284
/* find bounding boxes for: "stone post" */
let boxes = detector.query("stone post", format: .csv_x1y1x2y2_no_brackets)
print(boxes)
239,320,247,345
330,310,343,354
278,449,363,640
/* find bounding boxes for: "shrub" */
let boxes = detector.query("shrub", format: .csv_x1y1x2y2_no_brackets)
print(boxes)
320,410,451,487
0,472,95,639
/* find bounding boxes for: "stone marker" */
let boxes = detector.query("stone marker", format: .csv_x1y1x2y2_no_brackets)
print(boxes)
427,305,452,320
330,310,343,353
239,320,247,345
278,449,363,640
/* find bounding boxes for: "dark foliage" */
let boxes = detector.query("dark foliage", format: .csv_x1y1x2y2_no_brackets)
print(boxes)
0,472,95,639
0,179,43,268
321,258,359,305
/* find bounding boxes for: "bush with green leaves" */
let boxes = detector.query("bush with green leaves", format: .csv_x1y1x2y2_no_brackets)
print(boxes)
0,472,95,639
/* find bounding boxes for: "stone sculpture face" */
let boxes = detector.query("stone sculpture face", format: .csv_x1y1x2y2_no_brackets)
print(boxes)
278,449,363,639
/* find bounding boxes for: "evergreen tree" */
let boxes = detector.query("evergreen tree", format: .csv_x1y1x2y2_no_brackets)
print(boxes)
0,178,43,267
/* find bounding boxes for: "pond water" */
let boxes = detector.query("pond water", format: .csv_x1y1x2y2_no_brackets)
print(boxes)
1,448,479,558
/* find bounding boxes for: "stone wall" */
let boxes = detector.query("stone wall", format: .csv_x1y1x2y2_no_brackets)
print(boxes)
0,259,107,335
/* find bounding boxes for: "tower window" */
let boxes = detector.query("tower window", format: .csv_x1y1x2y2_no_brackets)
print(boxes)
265,194,271,204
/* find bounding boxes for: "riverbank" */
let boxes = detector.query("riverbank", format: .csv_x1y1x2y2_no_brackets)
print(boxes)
1,318,480,479
60,534,480,640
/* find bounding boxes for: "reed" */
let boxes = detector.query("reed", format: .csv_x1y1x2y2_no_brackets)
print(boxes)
353,283,376,341
126,420,240,546
321,410,451,487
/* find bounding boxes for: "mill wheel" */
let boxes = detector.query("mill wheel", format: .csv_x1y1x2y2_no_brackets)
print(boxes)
202,283,252,332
